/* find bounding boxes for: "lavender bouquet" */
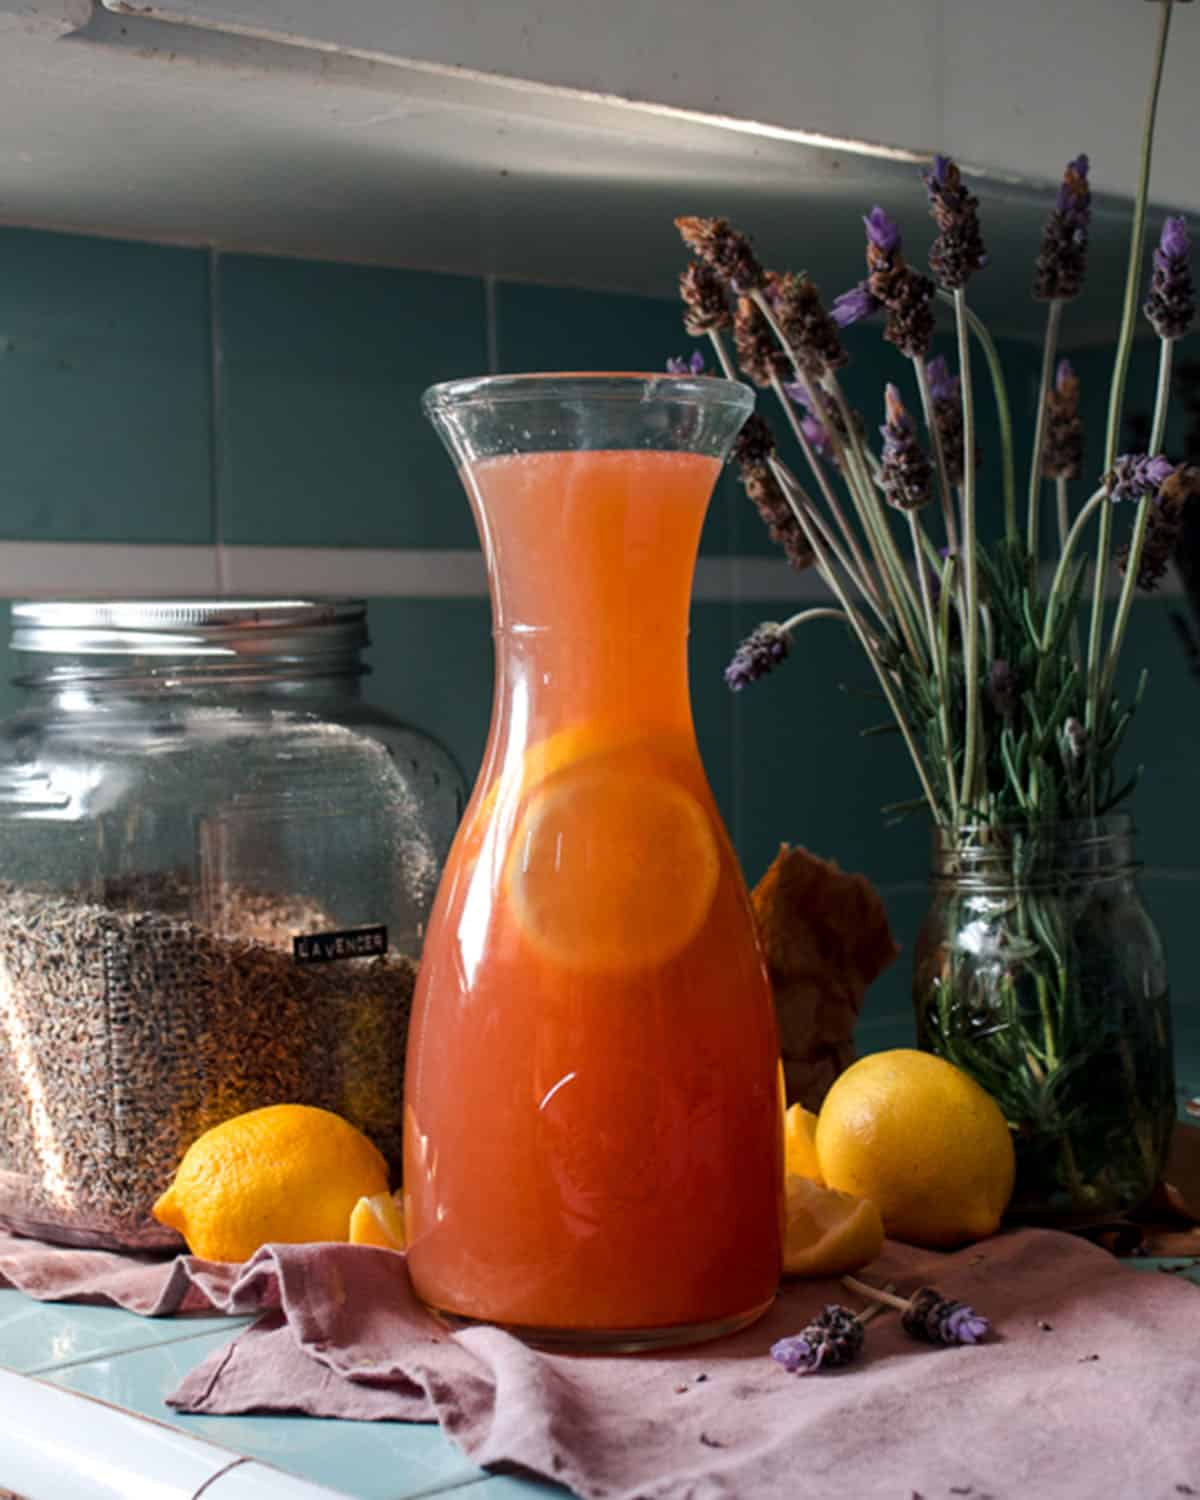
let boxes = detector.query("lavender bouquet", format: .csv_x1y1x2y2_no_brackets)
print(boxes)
672,2,1192,1219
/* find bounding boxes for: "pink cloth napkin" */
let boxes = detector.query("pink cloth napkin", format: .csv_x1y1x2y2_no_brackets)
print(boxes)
2,1227,1200,1499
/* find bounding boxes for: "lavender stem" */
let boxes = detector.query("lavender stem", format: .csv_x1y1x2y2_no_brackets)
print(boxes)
784,493,945,820
953,287,982,811
1100,337,1175,706
1026,298,1064,570
936,293,1017,545
768,372,897,628
1087,0,1176,758
1040,487,1107,651
913,355,960,554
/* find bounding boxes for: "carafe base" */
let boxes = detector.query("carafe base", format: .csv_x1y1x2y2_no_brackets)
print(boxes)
424,1296,776,1354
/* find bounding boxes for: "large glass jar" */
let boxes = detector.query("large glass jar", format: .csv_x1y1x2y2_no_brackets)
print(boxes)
0,599,465,1249
913,815,1175,1225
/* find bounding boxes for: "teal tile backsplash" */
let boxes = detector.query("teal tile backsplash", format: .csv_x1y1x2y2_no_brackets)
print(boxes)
0,230,212,544
215,256,488,550
0,221,1196,1049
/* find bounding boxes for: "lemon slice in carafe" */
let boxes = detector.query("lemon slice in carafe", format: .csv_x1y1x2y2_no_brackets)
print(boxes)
506,758,719,975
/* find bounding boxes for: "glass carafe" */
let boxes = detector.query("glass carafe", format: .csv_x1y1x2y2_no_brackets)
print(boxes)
406,373,782,1351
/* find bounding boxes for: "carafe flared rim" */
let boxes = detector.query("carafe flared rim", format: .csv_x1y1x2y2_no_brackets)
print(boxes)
422,371,755,415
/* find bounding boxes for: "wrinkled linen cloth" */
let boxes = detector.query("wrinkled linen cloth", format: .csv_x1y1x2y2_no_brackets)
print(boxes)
2,1227,1199,1499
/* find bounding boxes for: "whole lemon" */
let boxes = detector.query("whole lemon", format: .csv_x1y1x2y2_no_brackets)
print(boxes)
815,1050,1015,1249
153,1103,389,1262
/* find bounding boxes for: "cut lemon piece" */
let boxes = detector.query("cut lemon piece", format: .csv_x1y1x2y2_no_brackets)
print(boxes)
782,1174,884,1277
783,1103,825,1185
477,721,641,825
348,1190,406,1250
506,760,719,974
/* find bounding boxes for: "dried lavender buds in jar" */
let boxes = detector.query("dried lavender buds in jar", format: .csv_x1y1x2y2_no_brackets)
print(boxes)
0,874,415,1250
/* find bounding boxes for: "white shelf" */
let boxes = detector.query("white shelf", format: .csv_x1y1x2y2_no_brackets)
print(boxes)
0,0,1194,342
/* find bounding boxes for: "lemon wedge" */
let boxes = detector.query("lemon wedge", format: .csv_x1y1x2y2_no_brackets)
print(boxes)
783,1102,824,1184
783,1174,884,1277
348,1190,406,1250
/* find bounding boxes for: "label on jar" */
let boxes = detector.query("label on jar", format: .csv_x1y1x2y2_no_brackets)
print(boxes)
293,924,389,963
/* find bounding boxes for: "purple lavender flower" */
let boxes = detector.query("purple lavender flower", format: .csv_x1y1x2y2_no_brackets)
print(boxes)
926,355,968,485
1034,155,1091,301
924,156,988,291
1043,358,1084,479
926,355,960,404
770,1305,866,1373
831,280,882,327
725,622,790,691
1144,215,1195,340
666,350,707,376
1107,453,1175,503
900,1287,991,1346
782,383,834,456
1117,462,1200,590
879,384,933,510
864,205,902,255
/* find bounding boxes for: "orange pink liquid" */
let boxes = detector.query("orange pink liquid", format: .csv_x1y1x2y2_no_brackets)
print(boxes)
403,449,782,1335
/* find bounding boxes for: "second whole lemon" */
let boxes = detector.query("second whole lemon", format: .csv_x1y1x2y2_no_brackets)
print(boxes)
815,1049,1015,1249
153,1103,389,1262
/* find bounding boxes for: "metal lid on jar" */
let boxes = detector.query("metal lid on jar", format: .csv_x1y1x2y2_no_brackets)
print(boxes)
10,599,369,658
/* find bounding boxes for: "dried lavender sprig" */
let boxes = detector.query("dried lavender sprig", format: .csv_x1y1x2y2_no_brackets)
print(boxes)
675,216,766,293
879,384,933,511
778,373,919,652
723,608,849,693
841,1275,993,1347
770,1304,866,1374
738,460,816,572
1043,359,1084,480
911,357,961,557
678,260,733,336
733,294,791,387
1144,215,1195,341
761,459,945,819
1026,298,1065,566
900,1287,992,1347
1106,452,1175,503
766,270,848,378
924,156,988,291
1034,155,1092,302
751,283,932,674
724,622,790,691
925,356,967,487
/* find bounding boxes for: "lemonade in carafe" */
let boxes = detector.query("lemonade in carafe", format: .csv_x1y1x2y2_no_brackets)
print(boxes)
405,375,782,1350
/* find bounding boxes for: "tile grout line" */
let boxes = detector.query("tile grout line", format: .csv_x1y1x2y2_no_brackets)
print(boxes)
26,1317,256,1377
208,248,229,596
